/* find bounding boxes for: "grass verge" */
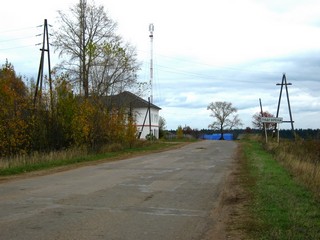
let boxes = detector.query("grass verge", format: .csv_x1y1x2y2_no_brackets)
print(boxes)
0,141,185,177
265,139,320,200
239,138,320,239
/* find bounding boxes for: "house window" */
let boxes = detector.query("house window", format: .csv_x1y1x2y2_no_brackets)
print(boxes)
151,113,158,124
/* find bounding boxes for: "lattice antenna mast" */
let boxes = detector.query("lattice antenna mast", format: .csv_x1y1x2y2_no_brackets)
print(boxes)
34,19,53,110
149,23,154,103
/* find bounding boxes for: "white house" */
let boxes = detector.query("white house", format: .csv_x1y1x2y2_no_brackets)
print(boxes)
106,91,161,139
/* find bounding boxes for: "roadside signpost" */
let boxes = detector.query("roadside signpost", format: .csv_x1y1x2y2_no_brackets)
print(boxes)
260,117,283,143
261,117,283,123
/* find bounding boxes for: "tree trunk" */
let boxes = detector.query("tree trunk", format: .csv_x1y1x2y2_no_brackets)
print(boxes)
219,125,224,140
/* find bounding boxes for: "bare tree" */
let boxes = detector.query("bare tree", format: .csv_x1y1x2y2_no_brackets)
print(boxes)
53,0,140,97
158,116,166,138
207,101,242,140
90,40,140,96
252,111,275,130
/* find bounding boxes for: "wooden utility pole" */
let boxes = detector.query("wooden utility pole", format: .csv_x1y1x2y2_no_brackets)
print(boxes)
34,19,53,111
259,98,268,143
138,97,152,139
275,73,295,138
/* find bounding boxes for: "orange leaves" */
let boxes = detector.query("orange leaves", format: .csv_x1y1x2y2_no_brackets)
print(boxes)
72,99,96,146
0,61,139,157
0,61,31,157
125,113,137,147
71,101,137,149
0,118,30,156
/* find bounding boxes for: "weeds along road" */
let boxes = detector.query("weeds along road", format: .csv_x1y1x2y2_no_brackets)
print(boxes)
0,140,237,240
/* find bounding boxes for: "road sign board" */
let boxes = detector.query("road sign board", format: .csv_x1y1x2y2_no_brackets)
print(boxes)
260,117,283,123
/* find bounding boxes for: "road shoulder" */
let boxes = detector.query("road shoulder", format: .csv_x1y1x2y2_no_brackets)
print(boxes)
203,144,249,240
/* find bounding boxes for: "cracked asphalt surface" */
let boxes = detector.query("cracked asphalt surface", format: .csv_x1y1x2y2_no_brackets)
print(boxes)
0,140,237,240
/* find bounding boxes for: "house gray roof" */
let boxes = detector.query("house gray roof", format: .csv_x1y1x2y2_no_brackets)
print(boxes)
105,91,161,110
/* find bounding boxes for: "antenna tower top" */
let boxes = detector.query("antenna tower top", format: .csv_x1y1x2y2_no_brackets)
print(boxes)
149,23,154,37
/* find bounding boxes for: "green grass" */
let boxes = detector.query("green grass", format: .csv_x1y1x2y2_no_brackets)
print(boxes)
241,139,320,240
0,141,182,176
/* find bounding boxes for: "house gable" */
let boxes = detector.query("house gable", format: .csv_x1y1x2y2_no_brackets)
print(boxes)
103,91,161,139
105,91,161,111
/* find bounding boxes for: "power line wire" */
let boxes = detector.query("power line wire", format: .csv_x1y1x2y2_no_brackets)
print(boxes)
0,26,37,34
0,24,51,51
137,49,284,76
139,47,317,82
0,35,36,43
0,25,40,51
154,63,277,84
0,44,36,51
138,51,317,87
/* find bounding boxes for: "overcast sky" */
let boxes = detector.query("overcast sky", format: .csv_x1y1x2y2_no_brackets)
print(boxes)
1,0,320,130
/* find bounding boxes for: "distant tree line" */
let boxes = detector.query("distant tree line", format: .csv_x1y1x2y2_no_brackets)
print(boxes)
166,128,320,140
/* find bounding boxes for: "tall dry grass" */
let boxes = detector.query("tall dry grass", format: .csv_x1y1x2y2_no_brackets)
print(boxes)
0,140,153,172
0,147,88,169
265,139,320,200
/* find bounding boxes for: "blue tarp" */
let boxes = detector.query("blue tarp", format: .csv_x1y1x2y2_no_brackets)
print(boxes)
203,133,233,141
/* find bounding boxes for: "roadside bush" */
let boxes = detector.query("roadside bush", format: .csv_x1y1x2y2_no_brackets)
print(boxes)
101,143,124,153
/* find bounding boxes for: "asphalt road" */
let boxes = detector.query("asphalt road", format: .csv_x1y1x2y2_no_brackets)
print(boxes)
0,140,237,240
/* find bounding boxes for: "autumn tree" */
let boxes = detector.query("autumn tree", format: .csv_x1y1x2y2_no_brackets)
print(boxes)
183,126,192,135
207,101,242,140
252,111,275,130
125,111,138,148
176,125,184,139
53,0,140,97
71,99,106,149
0,61,31,156
53,73,77,148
